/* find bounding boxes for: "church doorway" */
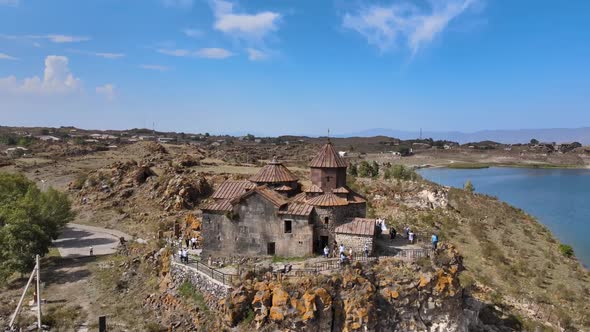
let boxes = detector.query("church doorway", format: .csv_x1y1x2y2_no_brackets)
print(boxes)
267,242,276,255
319,236,329,253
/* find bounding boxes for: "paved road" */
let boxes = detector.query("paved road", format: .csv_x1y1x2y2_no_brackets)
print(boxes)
54,223,131,258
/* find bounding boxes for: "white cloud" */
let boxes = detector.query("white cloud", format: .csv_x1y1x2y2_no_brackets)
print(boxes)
0,53,18,60
96,84,116,101
157,47,233,59
246,48,267,61
0,55,81,95
196,48,233,59
139,64,171,72
46,34,90,43
161,0,193,8
0,0,19,6
157,48,191,57
69,49,125,59
212,0,281,41
0,34,91,44
183,28,203,38
342,0,478,54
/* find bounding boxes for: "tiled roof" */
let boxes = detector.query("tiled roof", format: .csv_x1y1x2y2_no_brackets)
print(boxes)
347,191,367,204
275,185,293,191
249,158,298,183
306,193,349,207
309,142,347,168
202,199,233,212
335,218,375,236
291,192,308,203
211,180,256,200
231,186,288,208
304,184,324,193
279,202,314,216
332,187,350,194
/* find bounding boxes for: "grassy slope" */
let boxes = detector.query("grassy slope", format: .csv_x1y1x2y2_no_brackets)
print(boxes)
360,177,590,330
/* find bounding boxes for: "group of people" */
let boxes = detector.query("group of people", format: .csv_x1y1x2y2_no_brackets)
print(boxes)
323,241,371,263
178,248,189,263
403,226,439,249
184,236,199,250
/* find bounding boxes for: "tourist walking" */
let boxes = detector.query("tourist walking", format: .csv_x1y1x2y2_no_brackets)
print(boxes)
185,238,190,248
431,234,439,250
181,249,188,263
332,241,339,258
364,243,369,257
339,244,345,256
404,226,410,239
89,246,94,257
191,237,197,249
408,231,415,244
323,245,330,258
348,248,353,260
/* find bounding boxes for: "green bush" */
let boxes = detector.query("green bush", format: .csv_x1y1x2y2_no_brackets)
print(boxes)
0,173,75,282
464,180,475,193
559,244,574,258
383,164,418,181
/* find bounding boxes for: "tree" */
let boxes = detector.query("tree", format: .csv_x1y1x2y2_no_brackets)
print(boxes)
464,180,475,193
530,138,539,145
0,173,75,282
357,161,372,178
384,165,419,181
348,163,358,177
370,161,380,178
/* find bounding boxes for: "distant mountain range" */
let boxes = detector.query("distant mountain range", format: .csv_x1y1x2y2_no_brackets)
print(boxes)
339,127,590,145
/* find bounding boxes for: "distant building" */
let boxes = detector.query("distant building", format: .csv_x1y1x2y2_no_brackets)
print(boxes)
158,137,177,143
338,151,347,157
37,135,61,142
138,136,156,141
202,142,371,257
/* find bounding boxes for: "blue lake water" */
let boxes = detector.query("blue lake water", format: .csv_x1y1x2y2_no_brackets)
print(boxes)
418,167,590,268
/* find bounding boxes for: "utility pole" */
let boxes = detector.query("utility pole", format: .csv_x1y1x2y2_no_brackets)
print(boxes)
9,255,41,330
36,255,42,329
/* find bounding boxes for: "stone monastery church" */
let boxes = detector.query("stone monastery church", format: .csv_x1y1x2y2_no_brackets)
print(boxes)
202,141,376,257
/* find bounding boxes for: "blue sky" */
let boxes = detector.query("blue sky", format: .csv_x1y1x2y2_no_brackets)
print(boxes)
1,0,589,136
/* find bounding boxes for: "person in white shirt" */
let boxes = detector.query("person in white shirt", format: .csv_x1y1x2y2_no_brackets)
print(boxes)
323,246,330,258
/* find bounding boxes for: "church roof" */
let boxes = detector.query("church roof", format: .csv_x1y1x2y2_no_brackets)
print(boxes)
308,142,347,168
275,185,293,191
279,202,314,216
304,184,324,193
249,158,298,183
230,186,288,208
335,218,375,237
211,180,256,200
202,199,233,212
332,187,350,194
306,193,349,207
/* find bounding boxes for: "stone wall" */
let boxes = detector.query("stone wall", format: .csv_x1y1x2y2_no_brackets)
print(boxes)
335,233,374,256
170,261,230,310
312,203,367,251
202,194,313,257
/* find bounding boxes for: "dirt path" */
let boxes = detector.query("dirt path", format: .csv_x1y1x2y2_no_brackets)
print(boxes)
53,223,131,258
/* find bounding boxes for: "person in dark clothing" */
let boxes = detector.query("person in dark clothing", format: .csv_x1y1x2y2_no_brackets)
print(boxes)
185,238,190,248
389,228,397,240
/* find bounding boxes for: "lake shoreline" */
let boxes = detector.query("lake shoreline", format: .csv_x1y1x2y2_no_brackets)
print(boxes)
417,163,590,170
418,167,590,269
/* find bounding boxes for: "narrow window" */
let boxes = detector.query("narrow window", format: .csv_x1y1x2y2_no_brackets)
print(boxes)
324,217,329,225
284,220,292,233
